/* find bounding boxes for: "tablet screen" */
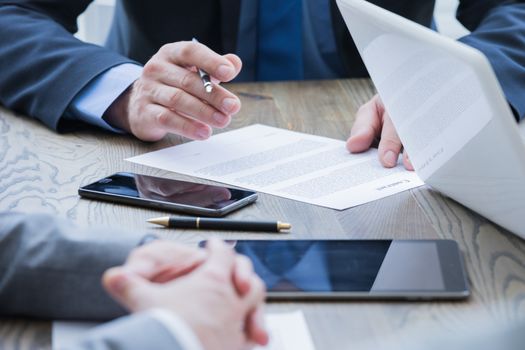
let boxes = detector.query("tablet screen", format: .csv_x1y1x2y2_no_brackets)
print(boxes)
231,240,468,296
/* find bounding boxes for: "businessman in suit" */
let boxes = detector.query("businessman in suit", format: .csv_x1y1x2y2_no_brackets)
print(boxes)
0,1,523,163
0,212,268,350
2,212,524,349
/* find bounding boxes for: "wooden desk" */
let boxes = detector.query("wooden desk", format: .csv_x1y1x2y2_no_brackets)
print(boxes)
1,80,524,349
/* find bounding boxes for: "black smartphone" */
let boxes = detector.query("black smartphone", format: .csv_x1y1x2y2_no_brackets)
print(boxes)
200,239,470,300
78,172,258,217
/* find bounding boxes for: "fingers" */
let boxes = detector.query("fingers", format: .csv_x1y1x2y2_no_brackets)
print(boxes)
200,240,267,347
223,53,243,78
152,84,232,129
102,267,156,312
347,94,409,170
245,306,270,346
403,151,414,171
346,95,383,153
239,262,266,311
240,275,267,345
155,63,241,116
163,42,240,82
377,111,402,168
241,274,266,310
145,103,212,140
126,241,207,282
200,238,236,279
201,241,267,346
233,255,255,296
201,240,264,303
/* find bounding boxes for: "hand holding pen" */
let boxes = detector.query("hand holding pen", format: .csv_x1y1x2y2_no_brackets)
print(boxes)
104,39,243,142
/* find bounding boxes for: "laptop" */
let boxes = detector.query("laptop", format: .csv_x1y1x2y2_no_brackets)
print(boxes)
336,0,525,239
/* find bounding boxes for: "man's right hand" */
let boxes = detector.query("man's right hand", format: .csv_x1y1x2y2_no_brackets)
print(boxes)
105,41,242,141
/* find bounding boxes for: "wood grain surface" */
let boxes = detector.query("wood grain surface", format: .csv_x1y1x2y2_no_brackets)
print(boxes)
0,79,524,350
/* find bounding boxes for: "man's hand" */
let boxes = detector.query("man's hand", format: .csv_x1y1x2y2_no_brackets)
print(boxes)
120,240,207,283
346,94,414,170
121,239,256,291
103,239,269,349
105,41,242,141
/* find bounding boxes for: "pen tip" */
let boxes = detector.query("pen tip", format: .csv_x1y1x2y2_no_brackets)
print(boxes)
147,217,169,226
205,85,213,93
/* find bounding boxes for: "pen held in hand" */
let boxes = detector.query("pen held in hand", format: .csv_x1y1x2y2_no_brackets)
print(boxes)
192,38,213,93
147,216,292,232
198,68,213,93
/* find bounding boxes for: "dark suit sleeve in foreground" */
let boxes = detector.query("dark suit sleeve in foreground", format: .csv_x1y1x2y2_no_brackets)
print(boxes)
0,212,142,321
0,1,136,131
457,1,525,121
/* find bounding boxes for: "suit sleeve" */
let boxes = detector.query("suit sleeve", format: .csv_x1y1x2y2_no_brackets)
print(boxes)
457,0,525,121
67,313,186,350
0,1,137,131
0,212,143,321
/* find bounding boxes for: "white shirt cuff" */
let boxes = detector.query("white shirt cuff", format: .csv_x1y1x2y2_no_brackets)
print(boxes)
146,309,204,350
67,63,143,132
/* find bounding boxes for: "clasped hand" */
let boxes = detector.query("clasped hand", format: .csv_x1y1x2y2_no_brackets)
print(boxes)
103,238,269,350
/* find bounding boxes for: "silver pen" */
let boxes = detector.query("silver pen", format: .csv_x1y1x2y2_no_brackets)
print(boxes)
192,38,213,93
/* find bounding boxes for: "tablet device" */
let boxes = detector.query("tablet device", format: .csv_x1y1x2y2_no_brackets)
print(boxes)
336,0,525,239
203,239,470,300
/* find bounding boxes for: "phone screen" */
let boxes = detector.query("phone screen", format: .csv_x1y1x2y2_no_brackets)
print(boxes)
219,240,469,298
80,172,256,210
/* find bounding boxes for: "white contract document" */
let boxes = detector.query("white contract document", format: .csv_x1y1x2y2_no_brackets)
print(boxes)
52,311,315,350
127,124,423,210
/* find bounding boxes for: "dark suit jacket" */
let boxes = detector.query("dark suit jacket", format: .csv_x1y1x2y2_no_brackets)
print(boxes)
0,0,524,132
0,212,191,349
0,212,141,320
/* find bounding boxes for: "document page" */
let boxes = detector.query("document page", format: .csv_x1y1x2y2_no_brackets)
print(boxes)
519,120,525,143
53,311,316,350
127,124,423,210
255,311,316,350
339,0,493,180
360,33,491,180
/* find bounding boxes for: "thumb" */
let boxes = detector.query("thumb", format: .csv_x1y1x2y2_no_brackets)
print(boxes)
346,95,383,153
103,267,157,312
